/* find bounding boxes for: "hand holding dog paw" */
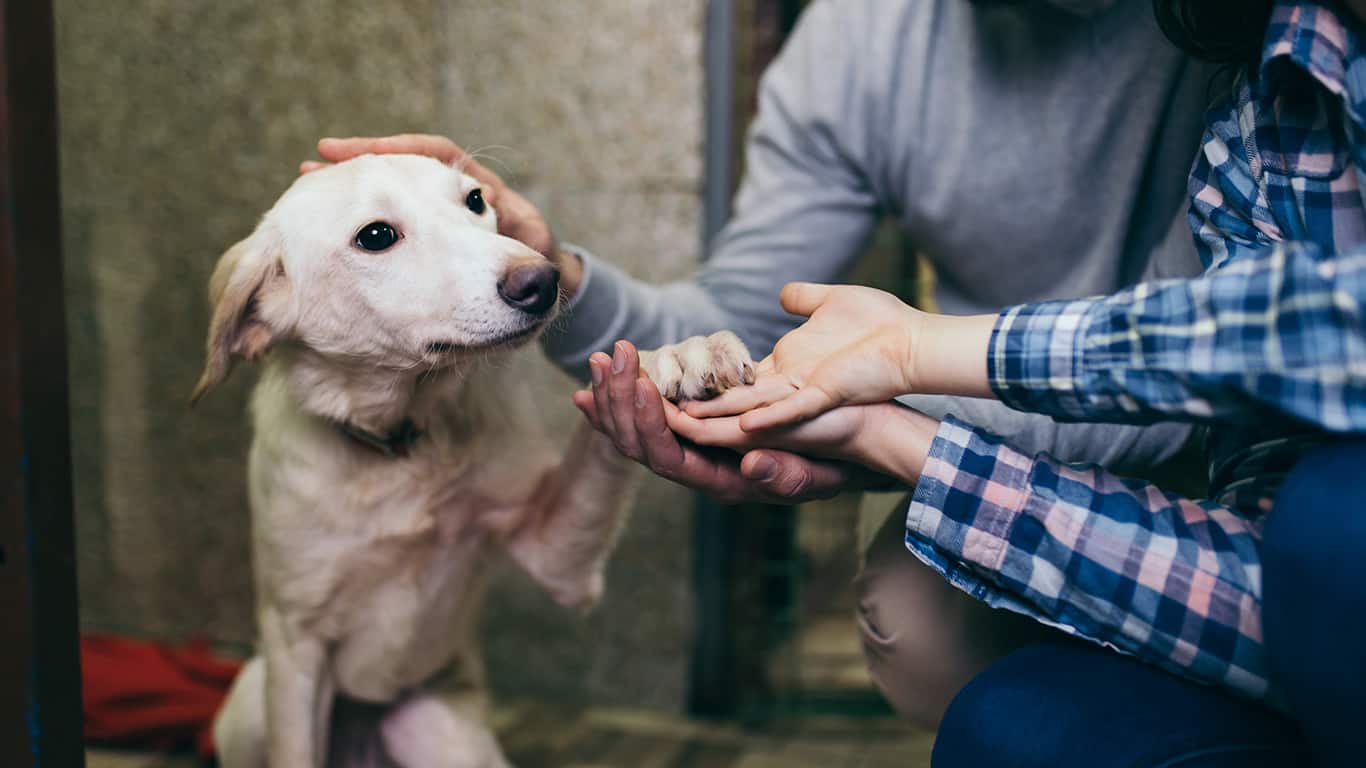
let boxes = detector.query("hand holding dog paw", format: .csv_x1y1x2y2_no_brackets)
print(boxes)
571,337,885,503
684,283,925,431
666,398,940,485
639,331,755,402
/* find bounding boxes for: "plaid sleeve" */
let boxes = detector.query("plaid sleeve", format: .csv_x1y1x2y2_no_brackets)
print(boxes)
988,67,1366,431
903,415,1272,701
988,241,1366,431
1186,75,1282,271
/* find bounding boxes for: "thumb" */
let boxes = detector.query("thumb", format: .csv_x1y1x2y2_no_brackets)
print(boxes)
741,450,848,501
779,282,834,318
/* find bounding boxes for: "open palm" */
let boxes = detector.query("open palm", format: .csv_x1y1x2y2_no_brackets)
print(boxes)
687,282,923,430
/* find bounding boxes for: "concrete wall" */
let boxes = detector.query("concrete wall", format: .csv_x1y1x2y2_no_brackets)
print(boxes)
56,0,704,710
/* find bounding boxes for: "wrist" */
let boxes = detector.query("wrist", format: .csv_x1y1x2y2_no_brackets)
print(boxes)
850,404,940,485
554,246,585,299
911,312,995,398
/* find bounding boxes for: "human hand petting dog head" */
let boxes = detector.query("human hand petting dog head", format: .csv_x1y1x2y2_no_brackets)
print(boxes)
302,133,584,295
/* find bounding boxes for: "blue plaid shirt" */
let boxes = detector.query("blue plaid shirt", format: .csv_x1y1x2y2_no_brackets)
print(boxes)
906,0,1366,704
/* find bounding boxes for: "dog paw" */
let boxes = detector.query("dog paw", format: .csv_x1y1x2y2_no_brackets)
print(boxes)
640,331,755,402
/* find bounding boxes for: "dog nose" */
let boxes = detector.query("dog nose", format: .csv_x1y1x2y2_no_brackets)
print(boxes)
497,262,560,315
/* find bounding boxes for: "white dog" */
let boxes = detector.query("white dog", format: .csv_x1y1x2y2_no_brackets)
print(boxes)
194,154,753,768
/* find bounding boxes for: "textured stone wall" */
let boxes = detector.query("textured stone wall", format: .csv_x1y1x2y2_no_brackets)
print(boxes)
56,0,703,710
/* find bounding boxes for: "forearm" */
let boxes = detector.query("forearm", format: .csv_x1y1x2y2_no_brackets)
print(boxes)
542,0,879,380
846,403,941,485
540,246,772,381
986,242,1366,430
910,242,1366,433
894,393,1195,475
910,312,997,398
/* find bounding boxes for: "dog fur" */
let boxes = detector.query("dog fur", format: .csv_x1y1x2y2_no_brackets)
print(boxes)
196,154,752,768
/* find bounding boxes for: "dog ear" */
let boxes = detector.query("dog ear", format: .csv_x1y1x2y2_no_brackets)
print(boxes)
190,228,289,403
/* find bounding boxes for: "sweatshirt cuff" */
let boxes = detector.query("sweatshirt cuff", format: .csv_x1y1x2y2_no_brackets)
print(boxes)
988,299,1097,419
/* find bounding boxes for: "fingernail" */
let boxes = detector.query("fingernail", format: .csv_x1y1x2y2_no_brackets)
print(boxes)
751,455,778,482
611,343,626,374
634,384,647,409
591,358,604,387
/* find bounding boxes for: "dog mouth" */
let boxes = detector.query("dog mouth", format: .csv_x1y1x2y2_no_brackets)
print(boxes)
476,323,544,349
422,323,546,359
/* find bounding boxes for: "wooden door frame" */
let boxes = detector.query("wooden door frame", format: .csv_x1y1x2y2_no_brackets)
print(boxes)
0,0,86,762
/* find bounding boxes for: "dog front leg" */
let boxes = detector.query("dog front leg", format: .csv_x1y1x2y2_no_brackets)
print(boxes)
505,423,637,610
261,606,333,768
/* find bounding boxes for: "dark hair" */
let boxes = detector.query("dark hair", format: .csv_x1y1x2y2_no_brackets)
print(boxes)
1153,0,1276,64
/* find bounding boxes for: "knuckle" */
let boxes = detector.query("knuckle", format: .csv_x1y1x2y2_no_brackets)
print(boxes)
770,466,813,498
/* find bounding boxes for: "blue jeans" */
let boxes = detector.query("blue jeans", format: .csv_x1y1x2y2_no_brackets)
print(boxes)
932,439,1366,767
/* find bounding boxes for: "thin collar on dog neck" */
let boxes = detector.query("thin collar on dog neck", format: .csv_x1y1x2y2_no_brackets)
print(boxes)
337,418,423,459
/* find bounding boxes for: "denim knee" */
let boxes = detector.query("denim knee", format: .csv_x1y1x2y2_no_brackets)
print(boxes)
1263,440,1366,592
932,643,1307,768
1263,439,1366,665
1263,439,1366,765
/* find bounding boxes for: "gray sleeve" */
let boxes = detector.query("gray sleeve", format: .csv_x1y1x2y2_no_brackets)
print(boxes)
895,394,1195,475
539,0,1199,479
541,0,880,380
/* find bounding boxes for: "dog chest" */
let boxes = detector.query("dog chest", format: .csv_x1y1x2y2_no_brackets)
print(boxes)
325,530,493,703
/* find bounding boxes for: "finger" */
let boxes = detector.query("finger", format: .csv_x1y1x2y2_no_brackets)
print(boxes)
666,408,754,450
317,134,465,165
634,378,686,472
299,160,328,174
571,389,602,431
738,386,835,432
607,342,644,459
779,282,834,318
675,444,761,504
589,353,617,438
741,450,849,502
639,402,761,502
683,375,794,418
321,134,507,190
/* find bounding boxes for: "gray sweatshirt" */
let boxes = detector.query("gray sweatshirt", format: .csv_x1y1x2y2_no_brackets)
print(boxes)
542,0,1219,473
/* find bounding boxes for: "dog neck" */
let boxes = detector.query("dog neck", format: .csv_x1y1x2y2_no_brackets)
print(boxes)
266,345,473,454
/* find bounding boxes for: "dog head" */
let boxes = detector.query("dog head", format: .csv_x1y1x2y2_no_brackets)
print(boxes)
191,154,559,402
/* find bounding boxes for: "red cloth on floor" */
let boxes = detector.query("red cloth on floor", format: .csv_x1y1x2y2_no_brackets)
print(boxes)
81,632,244,757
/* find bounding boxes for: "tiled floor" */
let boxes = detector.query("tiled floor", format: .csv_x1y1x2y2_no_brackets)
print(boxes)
87,702,933,768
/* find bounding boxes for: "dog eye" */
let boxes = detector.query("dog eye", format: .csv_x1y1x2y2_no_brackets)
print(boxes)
355,222,400,252
465,189,486,215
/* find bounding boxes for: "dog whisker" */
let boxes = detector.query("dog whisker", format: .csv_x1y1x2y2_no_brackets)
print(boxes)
458,144,517,176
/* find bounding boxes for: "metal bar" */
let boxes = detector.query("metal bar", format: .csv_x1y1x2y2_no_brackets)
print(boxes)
688,0,738,718
0,0,86,762
702,0,736,247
